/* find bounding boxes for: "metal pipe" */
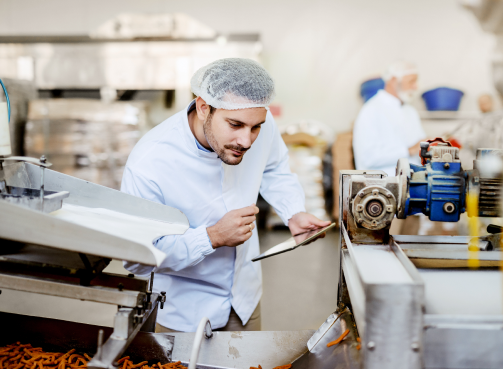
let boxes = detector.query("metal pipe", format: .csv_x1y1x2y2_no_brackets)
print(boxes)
40,166,45,199
96,329,104,361
188,317,213,369
39,156,47,205
149,271,154,292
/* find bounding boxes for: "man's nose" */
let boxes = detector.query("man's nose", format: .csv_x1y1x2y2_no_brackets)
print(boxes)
236,128,252,149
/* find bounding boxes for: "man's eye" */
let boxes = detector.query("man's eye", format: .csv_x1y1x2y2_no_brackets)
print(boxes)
230,123,240,128
252,125,262,130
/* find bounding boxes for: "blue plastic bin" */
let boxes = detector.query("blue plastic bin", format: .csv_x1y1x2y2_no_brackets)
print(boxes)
421,87,464,111
360,78,385,102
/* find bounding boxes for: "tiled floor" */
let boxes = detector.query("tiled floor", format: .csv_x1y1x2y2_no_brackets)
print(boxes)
258,229,340,331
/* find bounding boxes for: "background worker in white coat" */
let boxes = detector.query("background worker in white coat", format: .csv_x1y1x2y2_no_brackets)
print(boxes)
353,61,426,234
121,58,330,333
353,61,426,176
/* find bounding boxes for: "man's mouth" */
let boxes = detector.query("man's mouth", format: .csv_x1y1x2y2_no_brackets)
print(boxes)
230,149,244,156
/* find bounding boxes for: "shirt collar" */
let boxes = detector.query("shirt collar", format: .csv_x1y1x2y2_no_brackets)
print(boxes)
377,89,402,107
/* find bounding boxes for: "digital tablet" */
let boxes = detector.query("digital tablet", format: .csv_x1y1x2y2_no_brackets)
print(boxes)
251,223,336,262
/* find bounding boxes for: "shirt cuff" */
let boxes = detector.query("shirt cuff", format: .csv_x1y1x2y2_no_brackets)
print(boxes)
196,226,215,257
277,201,306,226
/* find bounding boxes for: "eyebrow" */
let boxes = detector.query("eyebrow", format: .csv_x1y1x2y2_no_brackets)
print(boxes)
227,118,266,127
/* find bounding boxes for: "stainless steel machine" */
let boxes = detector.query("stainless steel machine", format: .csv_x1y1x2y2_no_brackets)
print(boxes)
0,155,188,366
0,77,188,364
335,142,503,369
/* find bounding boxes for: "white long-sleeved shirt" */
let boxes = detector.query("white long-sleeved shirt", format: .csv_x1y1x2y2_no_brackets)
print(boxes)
121,101,306,332
353,90,426,175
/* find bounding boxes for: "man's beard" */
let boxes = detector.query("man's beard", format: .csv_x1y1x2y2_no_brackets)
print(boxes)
397,82,416,104
203,114,249,165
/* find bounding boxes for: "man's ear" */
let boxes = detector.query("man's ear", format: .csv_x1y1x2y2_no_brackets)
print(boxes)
196,96,211,121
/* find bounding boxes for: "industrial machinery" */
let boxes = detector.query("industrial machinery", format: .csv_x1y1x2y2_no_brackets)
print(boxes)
335,139,503,369
0,148,187,366
0,79,183,367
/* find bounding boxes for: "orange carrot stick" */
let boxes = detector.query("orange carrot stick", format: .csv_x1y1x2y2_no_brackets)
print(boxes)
130,362,147,369
117,357,129,365
327,329,350,347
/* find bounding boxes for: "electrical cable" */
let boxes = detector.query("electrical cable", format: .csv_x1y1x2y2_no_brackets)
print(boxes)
0,78,11,123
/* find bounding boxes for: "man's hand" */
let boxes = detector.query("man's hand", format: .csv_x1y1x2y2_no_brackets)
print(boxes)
288,212,331,236
207,205,259,248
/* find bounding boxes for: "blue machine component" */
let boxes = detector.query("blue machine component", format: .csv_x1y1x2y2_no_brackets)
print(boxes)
404,161,467,222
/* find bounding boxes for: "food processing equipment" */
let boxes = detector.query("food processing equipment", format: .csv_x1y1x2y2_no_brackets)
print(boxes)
0,153,191,365
335,139,503,369
0,78,183,367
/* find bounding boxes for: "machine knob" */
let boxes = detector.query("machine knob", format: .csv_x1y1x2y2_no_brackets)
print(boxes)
159,291,166,309
419,142,432,164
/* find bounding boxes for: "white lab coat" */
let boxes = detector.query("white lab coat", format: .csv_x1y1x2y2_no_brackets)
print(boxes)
121,102,306,332
353,90,426,175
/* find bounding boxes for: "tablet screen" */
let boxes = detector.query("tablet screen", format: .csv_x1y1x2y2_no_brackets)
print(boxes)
252,223,336,262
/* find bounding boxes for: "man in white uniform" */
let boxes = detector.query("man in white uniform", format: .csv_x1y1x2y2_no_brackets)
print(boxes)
121,58,330,332
353,61,426,235
353,61,426,176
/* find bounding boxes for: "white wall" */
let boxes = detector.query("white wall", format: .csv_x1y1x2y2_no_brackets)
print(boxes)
0,0,497,135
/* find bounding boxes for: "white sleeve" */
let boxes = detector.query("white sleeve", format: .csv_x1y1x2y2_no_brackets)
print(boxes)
402,105,426,148
120,166,215,275
259,117,306,225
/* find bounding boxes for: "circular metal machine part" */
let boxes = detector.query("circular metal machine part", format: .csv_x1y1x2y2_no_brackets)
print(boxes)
367,200,383,217
353,185,397,230
443,202,456,214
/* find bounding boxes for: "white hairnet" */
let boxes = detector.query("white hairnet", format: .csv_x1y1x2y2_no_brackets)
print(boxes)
382,61,418,82
190,58,275,110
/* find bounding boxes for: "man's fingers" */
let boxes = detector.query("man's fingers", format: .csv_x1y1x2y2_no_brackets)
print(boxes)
236,205,260,216
239,226,254,241
310,216,331,228
240,223,255,233
241,215,256,225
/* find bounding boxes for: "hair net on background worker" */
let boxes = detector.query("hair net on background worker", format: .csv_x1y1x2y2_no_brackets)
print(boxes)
190,58,275,110
382,60,418,81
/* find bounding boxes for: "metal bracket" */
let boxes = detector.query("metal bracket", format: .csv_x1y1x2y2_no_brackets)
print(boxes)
112,308,135,340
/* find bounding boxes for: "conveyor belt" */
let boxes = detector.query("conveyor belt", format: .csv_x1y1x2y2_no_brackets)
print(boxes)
419,268,503,315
